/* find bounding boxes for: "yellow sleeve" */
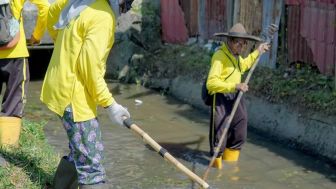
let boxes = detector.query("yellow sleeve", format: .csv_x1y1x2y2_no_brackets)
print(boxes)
11,0,23,19
46,0,67,41
206,51,236,94
29,0,50,40
76,12,115,108
239,50,260,73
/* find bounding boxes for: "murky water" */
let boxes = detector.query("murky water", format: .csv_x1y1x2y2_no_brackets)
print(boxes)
26,81,336,189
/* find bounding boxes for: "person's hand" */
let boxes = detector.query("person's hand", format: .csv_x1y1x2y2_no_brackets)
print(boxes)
106,102,130,127
257,42,271,54
26,35,40,46
236,83,248,92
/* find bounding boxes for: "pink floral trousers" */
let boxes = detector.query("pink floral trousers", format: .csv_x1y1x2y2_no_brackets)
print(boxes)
61,110,106,185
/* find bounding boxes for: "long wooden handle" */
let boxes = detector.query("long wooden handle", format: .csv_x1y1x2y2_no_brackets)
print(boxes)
202,55,261,180
123,118,210,189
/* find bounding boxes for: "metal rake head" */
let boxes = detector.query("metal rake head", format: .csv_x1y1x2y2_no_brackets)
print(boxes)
261,23,279,43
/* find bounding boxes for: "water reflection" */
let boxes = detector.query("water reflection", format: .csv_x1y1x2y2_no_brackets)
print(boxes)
26,81,336,189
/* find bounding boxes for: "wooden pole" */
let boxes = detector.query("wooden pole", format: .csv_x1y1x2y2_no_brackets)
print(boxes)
123,118,210,189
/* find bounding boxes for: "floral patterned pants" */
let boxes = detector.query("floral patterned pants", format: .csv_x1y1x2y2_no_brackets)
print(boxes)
61,110,106,185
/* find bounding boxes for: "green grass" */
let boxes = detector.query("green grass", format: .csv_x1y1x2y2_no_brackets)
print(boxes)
131,43,336,115
250,64,336,115
128,44,212,82
0,119,58,189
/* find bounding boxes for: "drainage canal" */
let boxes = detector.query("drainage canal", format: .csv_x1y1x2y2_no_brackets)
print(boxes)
27,45,53,80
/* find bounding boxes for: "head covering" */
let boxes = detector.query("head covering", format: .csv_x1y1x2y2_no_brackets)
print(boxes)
0,0,9,5
54,0,119,29
214,23,261,41
110,0,120,17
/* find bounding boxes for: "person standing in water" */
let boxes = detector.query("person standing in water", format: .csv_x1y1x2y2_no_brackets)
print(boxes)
206,23,270,169
41,0,130,188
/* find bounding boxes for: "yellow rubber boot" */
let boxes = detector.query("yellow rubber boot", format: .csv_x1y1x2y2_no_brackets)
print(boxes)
212,157,222,169
222,148,240,162
0,117,21,147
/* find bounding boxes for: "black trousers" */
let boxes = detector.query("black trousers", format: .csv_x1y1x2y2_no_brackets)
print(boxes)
209,93,247,157
0,58,29,118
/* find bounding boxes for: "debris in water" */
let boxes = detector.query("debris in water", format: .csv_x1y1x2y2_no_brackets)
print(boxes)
135,99,143,106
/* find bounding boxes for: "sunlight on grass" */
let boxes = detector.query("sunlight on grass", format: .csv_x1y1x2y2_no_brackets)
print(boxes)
0,119,59,189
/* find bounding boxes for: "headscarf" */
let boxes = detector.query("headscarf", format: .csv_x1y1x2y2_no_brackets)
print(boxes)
109,0,120,18
0,0,10,5
54,0,119,29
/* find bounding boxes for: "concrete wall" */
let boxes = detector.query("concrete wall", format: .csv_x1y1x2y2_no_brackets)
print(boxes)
246,95,336,162
149,76,336,163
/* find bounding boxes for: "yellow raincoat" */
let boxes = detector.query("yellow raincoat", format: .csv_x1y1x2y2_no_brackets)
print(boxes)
40,0,115,122
0,0,49,58
206,43,260,94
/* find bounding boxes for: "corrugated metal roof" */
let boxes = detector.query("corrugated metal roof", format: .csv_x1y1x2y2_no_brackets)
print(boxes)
286,0,336,75
286,0,336,5
180,0,199,36
239,0,263,36
160,0,188,43
238,0,264,57
175,0,229,40
205,0,228,39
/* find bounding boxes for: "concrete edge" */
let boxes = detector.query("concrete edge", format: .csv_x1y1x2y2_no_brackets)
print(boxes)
149,76,336,163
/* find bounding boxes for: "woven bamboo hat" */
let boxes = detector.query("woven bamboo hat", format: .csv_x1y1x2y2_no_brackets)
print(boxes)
214,23,261,41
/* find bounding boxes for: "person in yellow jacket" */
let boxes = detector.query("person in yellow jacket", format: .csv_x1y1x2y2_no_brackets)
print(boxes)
41,0,130,188
206,23,270,169
0,0,49,148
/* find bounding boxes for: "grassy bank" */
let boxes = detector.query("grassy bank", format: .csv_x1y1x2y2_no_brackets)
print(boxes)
250,64,336,115
134,44,336,115
0,119,58,189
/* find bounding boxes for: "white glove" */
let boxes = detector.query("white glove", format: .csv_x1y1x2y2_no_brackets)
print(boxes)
106,102,130,127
